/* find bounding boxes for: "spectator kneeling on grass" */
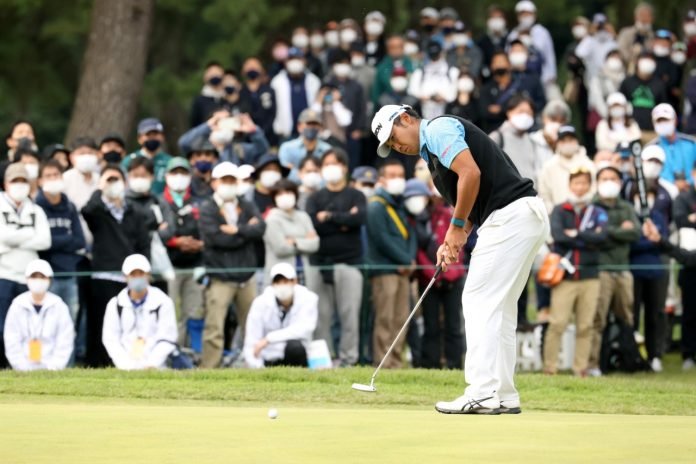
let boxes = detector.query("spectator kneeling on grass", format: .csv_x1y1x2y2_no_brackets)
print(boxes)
4,259,74,371
244,263,318,368
102,254,178,370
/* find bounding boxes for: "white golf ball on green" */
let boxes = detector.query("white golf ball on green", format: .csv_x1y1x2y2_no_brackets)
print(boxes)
268,408,278,419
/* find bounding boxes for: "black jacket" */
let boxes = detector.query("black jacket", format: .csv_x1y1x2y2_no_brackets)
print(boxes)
190,94,226,128
81,191,150,273
198,196,266,282
240,84,277,146
619,75,668,130
160,186,203,268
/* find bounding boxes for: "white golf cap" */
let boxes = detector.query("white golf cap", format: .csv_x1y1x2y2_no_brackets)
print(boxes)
641,144,666,164
365,10,386,23
236,164,256,180
122,254,151,275
606,92,627,107
270,262,297,280
652,103,676,121
372,104,411,158
420,7,440,19
25,259,54,278
515,0,537,13
211,161,238,179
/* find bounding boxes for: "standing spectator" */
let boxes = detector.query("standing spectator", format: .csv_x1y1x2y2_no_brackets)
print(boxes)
81,164,150,367
530,100,572,162
363,11,387,67
652,30,682,111
409,40,459,120
268,39,290,79
372,35,414,106
507,40,546,113
311,83,353,146
297,156,322,211
4,120,35,162
244,263,318,368
620,52,668,140
574,14,618,85
121,118,173,195
444,72,480,126
595,92,643,152
252,155,288,217
447,22,483,78
42,143,71,171
478,52,516,132
15,145,41,199
240,58,277,146
102,254,178,370
588,50,627,121
198,162,266,368
63,137,101,212
220,70,251,116
305,148,366,366
0,163,51,367
418,7,441,50
588,164,641,376
99,134,127,165
477,5,509,76
279,109,332,183
367,159,416,369
377,67,421,111
291,27,324,78
616,3,655,73
190,62,226,128
651,104,696,190
271,47,321,141
183,136,218,202
684,10,696,60
348,42,376,114
3,259,74,371
544,169,608,376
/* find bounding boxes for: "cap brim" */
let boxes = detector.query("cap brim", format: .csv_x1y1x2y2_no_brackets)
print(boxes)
377,142,392,158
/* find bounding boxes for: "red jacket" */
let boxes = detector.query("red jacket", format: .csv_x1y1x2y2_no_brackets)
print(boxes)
416,202,466,286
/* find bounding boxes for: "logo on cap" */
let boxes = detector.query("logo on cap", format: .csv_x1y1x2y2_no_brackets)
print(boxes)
374,123,383,138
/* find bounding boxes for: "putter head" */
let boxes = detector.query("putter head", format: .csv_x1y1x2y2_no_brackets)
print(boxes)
351,382,377,392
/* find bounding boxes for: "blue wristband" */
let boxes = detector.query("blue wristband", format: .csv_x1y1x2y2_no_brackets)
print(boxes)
450,217,466,228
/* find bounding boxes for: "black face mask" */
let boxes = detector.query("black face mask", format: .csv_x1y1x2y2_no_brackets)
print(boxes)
246,70,261,80
428,51,441,60
441,27,453,35
103,150,123,164
208,76,222,86
492,68,510,77
224,85,236,95
143,139,161,152
422,24,436,33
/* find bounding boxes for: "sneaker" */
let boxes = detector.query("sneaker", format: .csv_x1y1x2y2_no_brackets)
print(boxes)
650,358,663,373
435,394,501,415
683,358,696,371
499,399,522,414
586,368,602,377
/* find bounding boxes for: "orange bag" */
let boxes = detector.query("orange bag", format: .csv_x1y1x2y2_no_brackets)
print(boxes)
537,253,565,287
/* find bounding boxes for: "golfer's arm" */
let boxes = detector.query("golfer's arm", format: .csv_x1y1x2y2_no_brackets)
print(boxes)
448,149,480,234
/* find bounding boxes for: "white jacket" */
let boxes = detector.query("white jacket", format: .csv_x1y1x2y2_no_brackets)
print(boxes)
4,291,74,371
244,284,318,368
271,70,321,138
102,286,178,370
0,193,51,283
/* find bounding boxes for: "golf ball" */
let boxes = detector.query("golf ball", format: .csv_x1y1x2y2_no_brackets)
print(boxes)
268,408,278,419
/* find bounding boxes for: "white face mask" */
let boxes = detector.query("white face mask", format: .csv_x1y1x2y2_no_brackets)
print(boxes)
358,186,375,198
235,181,253,196
404,42,419,56
654,121,675,138
340,28,358,44
351,55,366,67
75,154,99,174
272,283,294,301
405,196,428,215
301,171,322,189
605,57,624,73
568,191,593,205
390,76,408,92
210,128,234,146
104,180,125,200
653,45,670,57
509,52,528,68
452,33,469,47
325,30,340,47
518,15,535,29
643,161,663,180
572,25,588,40
488,17,506,33
685,22,696,37
285,59,305,75
166,174,191,192
543,121,561,140
672,51,687,65
322,164,344,184
636,21,651,33
385,177,406,196
557,142,579,157
365,21,384,36
260,170,282,189
509,113,534,132
310,34,324,49
42,179,65,196
609,106,626,119
333,63,352,78
27,277,50,295
637,59,656,76
128,177,152,194
457,77,475,94
7,182,30,202
275,193,296,210
598,180,621,199
216,183,237,201
24,163,39,180
292,34,309,49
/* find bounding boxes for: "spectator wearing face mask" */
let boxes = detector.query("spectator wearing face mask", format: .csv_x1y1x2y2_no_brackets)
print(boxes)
620,52,668,139
190,62,226,128
538,126,595,214
181,136,218,202
445,72,480,126
263,179,319,286
4,259,74,371
348,42,376,111
244,263,318,368
586,164,641,377
308,28,328,73
99,134,127,165
251,155,289,217
198,162,266,368
0,163,51,368
418,7,441,50
617,3,655,73
649,103,696,191
15,145,41,199
507,40,546,113
363,11,387,67
651,29,682,111
270,47,322,141
372,35,414,107
477,5,509,75
279,109,332,184
588,50,627,121
63,137,102,215
268,39,291,79
4,120,35,163
529,99,572,163
595,92,642,152
291,27,325,79
377,67,420,112
563,17,589,135
574,14,618,85
239,58,277,146
220,70,251,116
446,22,483,79
337,20,362,54
684,10,696,59
297,156,322,211
409,40,459,120
42,144,71,172
121,118,172,195
403,30,422,69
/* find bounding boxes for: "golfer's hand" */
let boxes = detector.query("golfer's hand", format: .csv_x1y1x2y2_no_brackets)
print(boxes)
253,338,269,358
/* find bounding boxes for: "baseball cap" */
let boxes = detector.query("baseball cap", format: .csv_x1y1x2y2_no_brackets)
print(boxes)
25,259,54,278
606,92,627,107
655,29,672,40
121,254,151,275
270,262,297,280
351,166,378,184
371,104,411,158
137,118,164,135
652,103,676,121
365,11,385,23
515,0,537,13
4,163,29,182
236,164,256,180
166,157,191,173
557,125,578,140
641,145,666,164
212,161,238,179
404,178,432,198
420,7,440,20
254,154,290,177
298,109,322,124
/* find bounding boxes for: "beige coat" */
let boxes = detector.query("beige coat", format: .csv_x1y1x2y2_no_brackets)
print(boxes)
537,149,596,214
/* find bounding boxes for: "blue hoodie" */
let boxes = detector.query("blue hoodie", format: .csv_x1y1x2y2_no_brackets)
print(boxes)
35,190,86,274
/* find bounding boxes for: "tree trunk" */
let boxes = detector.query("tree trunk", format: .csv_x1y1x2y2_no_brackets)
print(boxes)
65,0,154,146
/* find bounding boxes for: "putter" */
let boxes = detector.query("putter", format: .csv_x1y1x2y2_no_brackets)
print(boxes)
352,265,443,393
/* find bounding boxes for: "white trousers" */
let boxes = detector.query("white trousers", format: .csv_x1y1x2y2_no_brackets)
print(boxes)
463,196,549,402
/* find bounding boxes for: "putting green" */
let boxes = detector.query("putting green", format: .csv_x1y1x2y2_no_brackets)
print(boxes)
1,401,695,463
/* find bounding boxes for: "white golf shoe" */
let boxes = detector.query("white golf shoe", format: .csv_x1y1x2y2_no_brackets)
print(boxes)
499,398,522,414
650,358,663,373
435,394,501,415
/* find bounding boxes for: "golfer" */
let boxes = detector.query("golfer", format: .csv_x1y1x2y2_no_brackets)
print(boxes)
371,105,549,414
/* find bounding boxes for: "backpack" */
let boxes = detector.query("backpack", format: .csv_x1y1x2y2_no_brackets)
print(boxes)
599,313,650,373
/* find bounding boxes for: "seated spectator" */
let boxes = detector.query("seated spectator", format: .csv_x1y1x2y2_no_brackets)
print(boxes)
63,137,101,212
619,51,668,140
0,163,51,368
240,58,277,145
42,143,71,171
244,263,318,368
588,50,627,121
279,109,332,183
15,145,41,199
537,126,595,213
3,259,74,371
446,22,483,78
190,61,226,128
99,133,127,165
544,169,608,376
297,156,322,211
650,103,696,192
595,92,642,152
530,99,572,164
444,72,480,126
182,136,218,202
305,148,366,366
263,179,319,286
121,118,172,195
102,254,178,370
198,162,266,368
372,35,414,106
409,40,459,120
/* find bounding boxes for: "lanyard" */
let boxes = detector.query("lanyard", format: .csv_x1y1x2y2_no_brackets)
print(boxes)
27,306,50,340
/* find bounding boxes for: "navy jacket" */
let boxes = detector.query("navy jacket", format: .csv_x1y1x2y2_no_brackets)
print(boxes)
35,190,86,274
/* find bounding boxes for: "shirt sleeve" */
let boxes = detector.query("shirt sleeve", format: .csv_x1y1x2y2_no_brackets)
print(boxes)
424,117,469,170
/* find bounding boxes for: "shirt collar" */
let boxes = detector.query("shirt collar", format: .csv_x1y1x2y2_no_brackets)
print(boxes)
418,119,431,162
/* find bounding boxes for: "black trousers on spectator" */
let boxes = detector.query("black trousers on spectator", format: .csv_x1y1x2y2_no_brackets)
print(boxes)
633,273,669,360
679,269,696,360
0,279,28,369
86,279,126,367
421,279,464,369
265,340,308,367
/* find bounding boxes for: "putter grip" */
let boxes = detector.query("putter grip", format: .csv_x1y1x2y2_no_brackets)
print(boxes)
433,265,443,280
